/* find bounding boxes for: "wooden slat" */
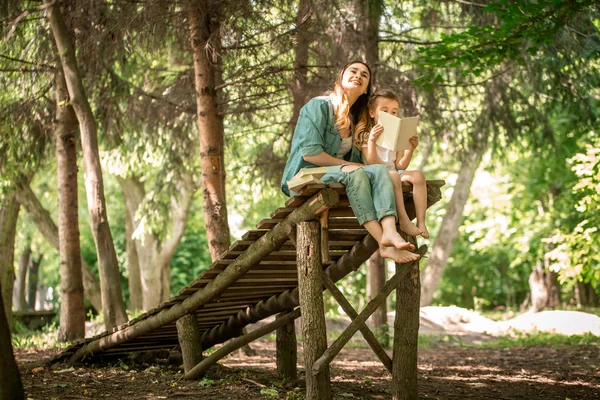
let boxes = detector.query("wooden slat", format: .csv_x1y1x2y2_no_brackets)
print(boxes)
257,217,362,230
227,240,358,252
220,250,345,262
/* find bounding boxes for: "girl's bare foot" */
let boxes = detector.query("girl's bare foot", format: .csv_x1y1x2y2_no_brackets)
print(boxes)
417,222,430,239
399,218,423,237
380,246,421,264
381,230,415,250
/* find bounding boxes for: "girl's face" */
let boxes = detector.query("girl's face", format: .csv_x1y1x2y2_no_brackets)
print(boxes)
341,63,370,95
370,97,400,123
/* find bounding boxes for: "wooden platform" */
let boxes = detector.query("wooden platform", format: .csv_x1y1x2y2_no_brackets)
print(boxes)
52,180,444,363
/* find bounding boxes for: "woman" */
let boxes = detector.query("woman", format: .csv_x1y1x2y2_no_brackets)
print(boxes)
281,61,420,264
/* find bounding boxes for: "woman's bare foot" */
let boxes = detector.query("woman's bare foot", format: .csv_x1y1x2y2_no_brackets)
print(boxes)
417,222,430,239
399,218,423,237
381,229,415,250
380,246,420,264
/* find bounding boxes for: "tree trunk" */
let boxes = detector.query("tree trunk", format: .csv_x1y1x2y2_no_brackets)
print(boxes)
0,189,20,329
27,254,42,310
392,256,421,400
14,243,31,312
46,1,127,330
420,148,484,306
297,221,331,400
14,178,102,312
529,261,548,312
118,174,194,310
176,314,203,374
363,0,382,86
187,0,230,261
575,281,599,307
116,176,144,312
545,271,561,309
55,66,85,342
0,280,25,400
367,252,389,347
288,0,311,139
276,309,297,384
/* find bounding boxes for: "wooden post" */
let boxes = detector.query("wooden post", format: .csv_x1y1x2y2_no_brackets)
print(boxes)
276,309,297,384
367,252,389,347
392,243,423,400
176,314,203,374
297,221,331,400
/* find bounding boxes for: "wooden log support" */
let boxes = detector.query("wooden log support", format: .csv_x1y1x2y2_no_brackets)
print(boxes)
392,245,425,400
176,314,203,374
276,309,297,384
297,221,331,400
68,189,339,363
319,210,331,265
312,246,427,377
185,308,301,380
319,270,392,374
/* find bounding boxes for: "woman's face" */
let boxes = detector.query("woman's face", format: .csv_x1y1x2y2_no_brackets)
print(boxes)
370,97,400,123
341,63,370,96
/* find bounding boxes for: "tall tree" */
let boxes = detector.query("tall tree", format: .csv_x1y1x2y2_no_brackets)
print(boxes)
187,0,231,261
0,280,24,400
13,241,31,311
54,67,85,341
118,174,195,309
45,1,127,329
27,253,43,310
0,189,20,329
288,0,312,135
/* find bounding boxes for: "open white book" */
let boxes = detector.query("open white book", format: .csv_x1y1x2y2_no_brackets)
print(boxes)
376,112,420,151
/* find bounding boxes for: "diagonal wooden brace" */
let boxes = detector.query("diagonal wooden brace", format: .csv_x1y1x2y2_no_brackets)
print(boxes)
320,269,392,373
312,245,428,376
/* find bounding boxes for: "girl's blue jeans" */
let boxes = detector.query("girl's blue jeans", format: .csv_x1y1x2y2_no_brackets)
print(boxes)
321,164,397,226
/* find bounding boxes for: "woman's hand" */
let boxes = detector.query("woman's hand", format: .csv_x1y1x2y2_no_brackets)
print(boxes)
368,124,384,144
408,135,419,150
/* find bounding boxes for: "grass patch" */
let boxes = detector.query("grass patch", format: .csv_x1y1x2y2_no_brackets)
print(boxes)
475,331,600,348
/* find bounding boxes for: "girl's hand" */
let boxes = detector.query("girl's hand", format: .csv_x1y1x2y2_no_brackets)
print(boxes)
409,135,419,150
369,124,384,143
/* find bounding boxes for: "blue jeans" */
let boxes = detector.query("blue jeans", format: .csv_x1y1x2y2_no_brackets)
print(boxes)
321,164,397,225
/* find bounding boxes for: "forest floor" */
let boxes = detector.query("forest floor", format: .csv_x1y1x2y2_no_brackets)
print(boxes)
14,307,600,400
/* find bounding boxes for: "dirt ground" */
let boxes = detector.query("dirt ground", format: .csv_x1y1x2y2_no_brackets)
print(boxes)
16,336,600,400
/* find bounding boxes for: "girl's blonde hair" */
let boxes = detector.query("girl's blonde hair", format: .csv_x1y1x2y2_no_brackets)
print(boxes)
327,61,372,132
354,89,400,147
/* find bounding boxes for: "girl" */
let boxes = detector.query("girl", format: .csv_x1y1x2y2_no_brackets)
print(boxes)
281,62,420,264
355,89,430,239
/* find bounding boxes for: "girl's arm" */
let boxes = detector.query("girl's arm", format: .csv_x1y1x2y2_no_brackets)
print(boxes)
304,152,362,166
362,124,384,165
395,135,418,170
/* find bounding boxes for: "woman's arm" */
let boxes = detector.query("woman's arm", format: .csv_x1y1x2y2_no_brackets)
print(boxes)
395,135,418,170
304,152,362,166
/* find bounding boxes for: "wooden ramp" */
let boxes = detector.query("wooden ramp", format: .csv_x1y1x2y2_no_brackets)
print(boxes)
52,181,444,365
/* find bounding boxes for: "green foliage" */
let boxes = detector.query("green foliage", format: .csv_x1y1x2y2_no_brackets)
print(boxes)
414,0,599,84
198,377,216,387
479,331,600,348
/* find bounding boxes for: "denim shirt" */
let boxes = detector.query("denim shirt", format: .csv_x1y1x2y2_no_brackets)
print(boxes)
280,96,363,196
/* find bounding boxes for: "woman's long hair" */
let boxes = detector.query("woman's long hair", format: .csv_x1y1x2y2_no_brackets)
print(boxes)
327,61,373,133
354,89,400,148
